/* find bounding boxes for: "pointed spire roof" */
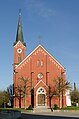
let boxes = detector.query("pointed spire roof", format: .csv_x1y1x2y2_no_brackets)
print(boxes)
14,10,26,46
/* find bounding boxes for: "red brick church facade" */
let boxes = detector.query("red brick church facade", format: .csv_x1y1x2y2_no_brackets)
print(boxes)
13,13,66,109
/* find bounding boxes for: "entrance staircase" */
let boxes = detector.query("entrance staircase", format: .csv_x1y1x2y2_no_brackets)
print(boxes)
33,106,51,112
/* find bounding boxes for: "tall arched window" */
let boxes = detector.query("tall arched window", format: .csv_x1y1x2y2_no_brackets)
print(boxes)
37,60,44,67
41,60,44,66
37,60,40,66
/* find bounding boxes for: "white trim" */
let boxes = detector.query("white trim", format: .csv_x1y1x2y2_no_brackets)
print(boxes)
15,44,64,69
15,45,41,69
14,41,26,48
40,45,64,69
37,87,46,94
34,80,48,89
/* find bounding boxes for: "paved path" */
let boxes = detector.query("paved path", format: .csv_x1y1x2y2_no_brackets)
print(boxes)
21,111,79,119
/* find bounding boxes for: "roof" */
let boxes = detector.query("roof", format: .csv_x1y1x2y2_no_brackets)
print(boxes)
15,44,65,70
13,12,26,46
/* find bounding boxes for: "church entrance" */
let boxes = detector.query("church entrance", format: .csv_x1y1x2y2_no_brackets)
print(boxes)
36,87,46,107
38,94,45,106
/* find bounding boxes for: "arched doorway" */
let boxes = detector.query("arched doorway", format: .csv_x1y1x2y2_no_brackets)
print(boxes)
36,87,46,107
38,94,45,106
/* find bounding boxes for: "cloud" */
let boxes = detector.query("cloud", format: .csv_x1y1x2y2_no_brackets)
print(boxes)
24,0,56,18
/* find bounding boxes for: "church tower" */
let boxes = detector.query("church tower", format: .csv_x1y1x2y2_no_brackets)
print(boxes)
13,11,26,65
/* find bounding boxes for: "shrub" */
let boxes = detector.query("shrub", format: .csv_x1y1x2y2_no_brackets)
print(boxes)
53,104,59,110
26,105,33,110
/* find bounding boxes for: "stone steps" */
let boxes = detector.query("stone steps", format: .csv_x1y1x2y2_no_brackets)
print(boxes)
33,107,51,112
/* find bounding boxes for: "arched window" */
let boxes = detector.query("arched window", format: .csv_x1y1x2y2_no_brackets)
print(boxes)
37,60,44,67
41,60,44,66
37,87,46,94
37,60,40,66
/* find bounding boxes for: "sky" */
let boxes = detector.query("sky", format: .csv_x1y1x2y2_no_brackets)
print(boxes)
0,0,79,90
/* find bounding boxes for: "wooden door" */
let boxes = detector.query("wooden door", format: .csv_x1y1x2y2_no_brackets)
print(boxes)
38,94,45,106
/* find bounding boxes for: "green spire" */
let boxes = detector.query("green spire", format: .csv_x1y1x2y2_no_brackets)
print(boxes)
14,10,26,46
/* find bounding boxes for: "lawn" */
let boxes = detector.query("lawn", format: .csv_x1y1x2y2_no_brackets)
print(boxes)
0,106,79,111
61,106,79,110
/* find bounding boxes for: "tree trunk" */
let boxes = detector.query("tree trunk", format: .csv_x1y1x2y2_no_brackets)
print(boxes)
24,94,26,109
59,95,60,108
62,90,64,108
19,97,21,108
49,97,51,108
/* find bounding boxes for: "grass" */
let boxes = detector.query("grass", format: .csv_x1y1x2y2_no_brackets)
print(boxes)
61,106,79,110
0,107,33,111
0,108,25,111
1,106,79,111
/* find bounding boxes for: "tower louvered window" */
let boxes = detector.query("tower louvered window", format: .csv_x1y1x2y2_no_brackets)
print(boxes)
18,56,21,64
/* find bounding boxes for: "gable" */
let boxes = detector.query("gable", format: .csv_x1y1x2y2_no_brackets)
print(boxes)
15,44,64,70
34,80,48,89
14,41,26,48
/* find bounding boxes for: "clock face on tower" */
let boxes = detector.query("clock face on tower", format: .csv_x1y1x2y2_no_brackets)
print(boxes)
37,73,43,79
17,48,22,54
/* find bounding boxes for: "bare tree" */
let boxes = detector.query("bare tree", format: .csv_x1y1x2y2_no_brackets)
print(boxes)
19,77,31,109
52,76,70,108
14,85,23,108
48,86,57,108
14,76,31,109
7,84,13,107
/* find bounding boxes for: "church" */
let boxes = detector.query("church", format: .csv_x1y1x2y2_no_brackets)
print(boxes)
13,13,68,109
